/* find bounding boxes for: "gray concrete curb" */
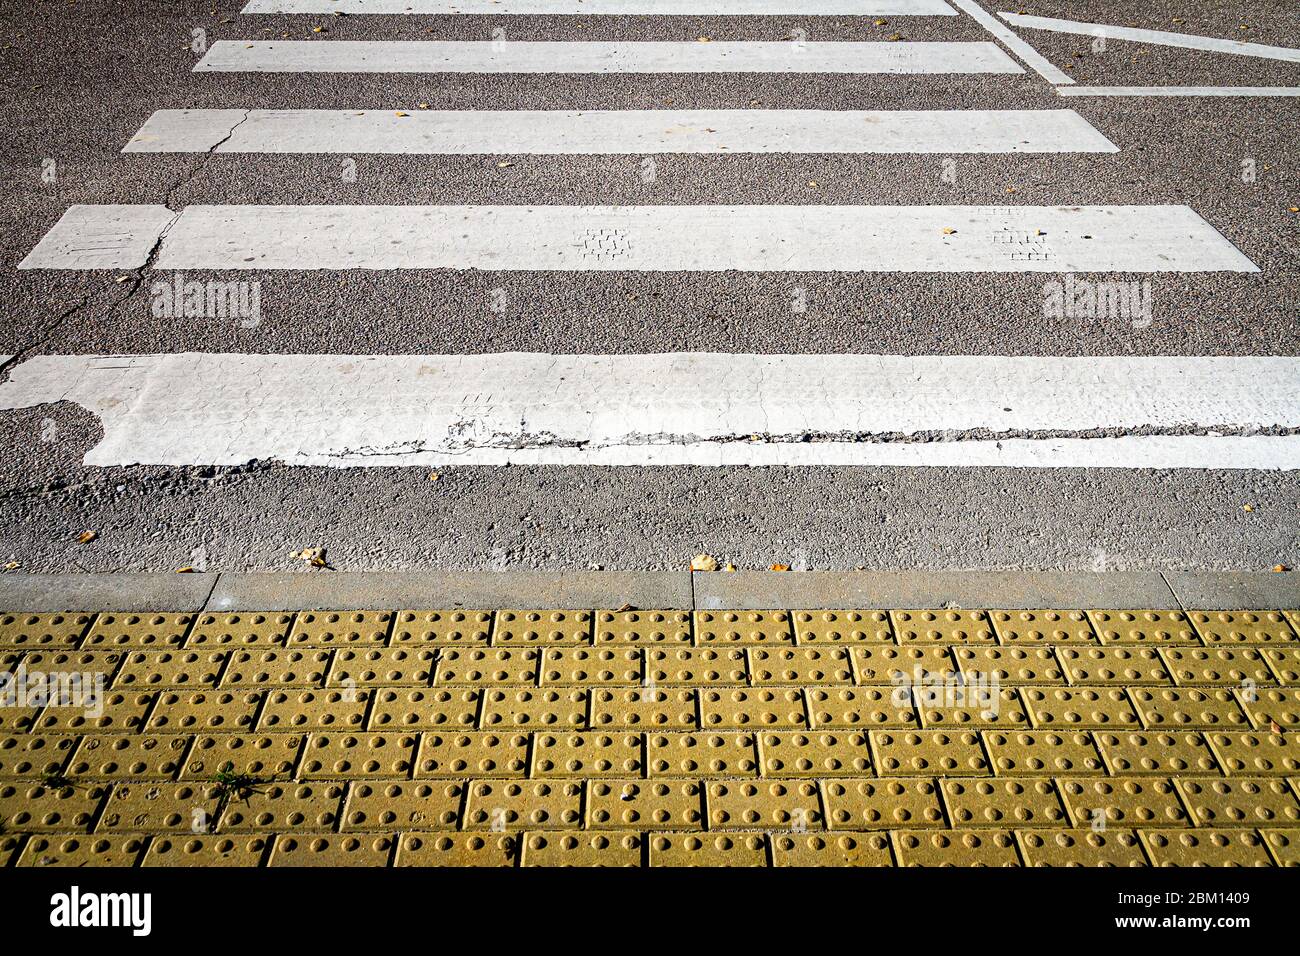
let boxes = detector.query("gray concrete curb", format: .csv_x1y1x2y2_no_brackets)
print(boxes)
0,570,1294,612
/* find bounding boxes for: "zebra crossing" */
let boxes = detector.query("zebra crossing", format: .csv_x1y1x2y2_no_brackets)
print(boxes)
7,0,1294,474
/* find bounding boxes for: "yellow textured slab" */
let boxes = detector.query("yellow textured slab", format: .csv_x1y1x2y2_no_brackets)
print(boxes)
1021,687,1140,730
1162,645,1275,685
1097,731,1220,775
645,647,748,685
187,612,293,649
33,689,155,734
1175,778,1300,827
854,645,957,684
21,834,147,867
415,731,528,777
391,610,492,645
916,688,1030,731
481,687,588,730
288,611,393,648
494,610,592,645
750,647,853,684
0,705,38,735
147,690,262,733
772,831,893,866
649,832,766,867
533,731,643,777
464,779,582,829
694,610,792,644
892,610,996,644
985,730,1104,775
71,733,192,781
113,649,227,690
759,731,872,777
592,687,698,730
1190,610,1298,645
1056,646,1172,685
792,610,894,644
0,781,108,831
395,831,515,866
1206,731,1299,775
222,780,347,832
804,687,917,730
23,649,121,684
708,779,823,830
224,648,331,687
522,831,642,866
0,734,76,778
872,730,989,775
1131,687,1251,730
700,687,805,729
331,648,438,686
1018,829,1146,866
587,778,704,829
1141,829,1272,866
1241,687,1300,730
1262,828,1300,865
940,778,1067,828
269,833,395,866
824,778,942,830
300,732,417,779
434,648,537,685
144,833,270,866
81,613,193,650
367,688,481,731
342,780,462,831
1058,778,1189,828
990,610,1098,645
98,781,218,833
954,646,1066,685
539,647,642,686
1087,610,1197,644
593,610,692,646
1262,647,1300,684
894,829,1019,866
258,688,370,731
0,612,92,649
180,732,303,781
647,732,757,777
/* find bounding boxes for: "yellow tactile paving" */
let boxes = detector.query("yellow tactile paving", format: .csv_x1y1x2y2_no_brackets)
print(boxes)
5,605,1299,867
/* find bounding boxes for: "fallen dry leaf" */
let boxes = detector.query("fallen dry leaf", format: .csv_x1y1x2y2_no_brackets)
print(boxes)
1243,503,1255,512
1272,564,1290,573
175,566,194,573
3,561,19,571
497,161,514,168
691,553,718,572
696,36,711,43
770,563,791,572
76,530,96,544
1271,720,1283,734
615,602,635,612
395,111,409,117
418,103,430,109
723,563,737,573
943,227,956,235
291,547,328,568
429,471,441,481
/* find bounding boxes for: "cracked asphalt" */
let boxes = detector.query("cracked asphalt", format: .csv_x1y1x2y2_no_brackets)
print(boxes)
0,0,1296,574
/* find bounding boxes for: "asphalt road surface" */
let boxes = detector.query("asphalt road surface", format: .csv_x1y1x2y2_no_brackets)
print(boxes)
0,0,1296,573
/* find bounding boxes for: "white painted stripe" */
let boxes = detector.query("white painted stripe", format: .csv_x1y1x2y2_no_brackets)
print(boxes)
1057,85,1300,98
194,40,1023,74
1000,13,1300,63
20,204,1256,273
946,0,1073,84
243,0,957,13
124,109,1117,154
1,353,1296,469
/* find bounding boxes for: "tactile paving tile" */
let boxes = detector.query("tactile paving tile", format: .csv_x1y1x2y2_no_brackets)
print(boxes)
0,734,76,778
1240,687,1300,730
758,731,872,777
186,612,293,649
147,690,261,733
71,734,192,781
1263,647,1300,684
1175,778,1300,827
792,610,894,644
223,648,331,687
694,610,793,645
464,779,581,830
749,647,853,684
645,648,748,685
1059,778,1189,829
593,610,692,646
269,833,396,866
0,705,39,734
0,834,24,865
494,610,592,645
941,778,1067,828
31,689,155,734
592,688,697,730
1141,829,1272,867
587,779,704,829
894,830,1019,866
1262,828,1300,866
342,780,462,831
391,610,492,645
1022,687,1140,730
985,730,1104,776
98,781,219,833
395,832,516,866
916,688,1030,730
1190,610,1298,645
300,732,417,779
647,732,757,777
805,687,918,730
19,834,148,867
853,646,957,684
1131,687,1251,730
80,613,194,650
367,688,481,731
1207,731,1299,776
257,688,371,731
891,610,996,644
522,831,642,867
113,649,228,690
989,610,1098,645
1056,646,1172,685
954,646,1065,685
221,781,347,832
772,831,894,866
22,649,123,686
288,611,393,648
331,648,438,687
1087,610,1198,644
481,687,588,730
709,779,823,830
434,648,538,686
1017,829,1146,866
181,733,304,782
1097,731,1220,775
871,730,989,775
144,833,270,866
824,778,942,830
533,732,642,777
1162,645,1275,686
649,832,766,867
699,687,804,729
540,647,642,686
0,612,92,649
415,731,528,777
0,781,108,831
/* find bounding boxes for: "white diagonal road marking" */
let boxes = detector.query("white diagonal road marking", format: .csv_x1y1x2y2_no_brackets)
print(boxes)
946,0,1073,85
1000,13,1300,63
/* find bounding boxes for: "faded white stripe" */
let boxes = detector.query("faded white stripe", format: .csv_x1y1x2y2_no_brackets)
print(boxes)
19,204,1257,273
1057,85,1300,97
1,353,1296,469
194,40,1023,74
243,0,957,12
124,109,1117,154
1000,13,1300,63
946,0,1073,85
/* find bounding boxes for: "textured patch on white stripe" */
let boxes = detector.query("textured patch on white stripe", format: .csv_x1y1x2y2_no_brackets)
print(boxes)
20,204,1257,273
123,109,1117,154
243,0,957,12
1057,86,1300,97
946,0,1073,85
1001,13,1300,63
1,353,1297,469
194,40,1023,74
